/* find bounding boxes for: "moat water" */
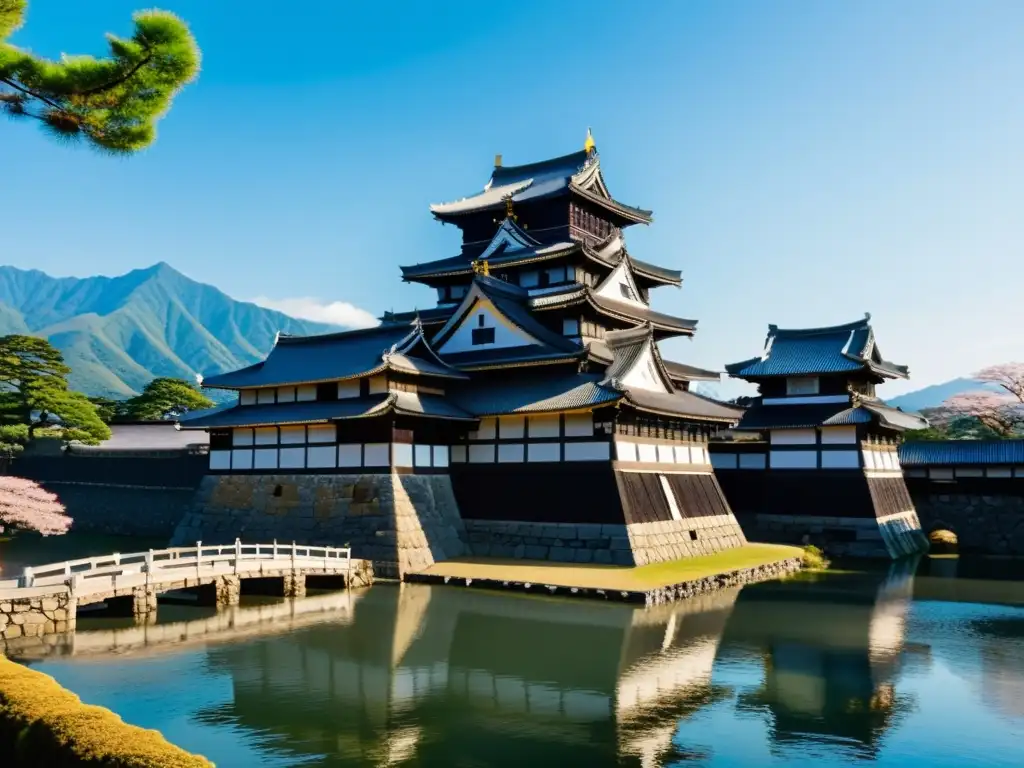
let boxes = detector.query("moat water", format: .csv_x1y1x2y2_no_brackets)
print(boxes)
2,537,1024,767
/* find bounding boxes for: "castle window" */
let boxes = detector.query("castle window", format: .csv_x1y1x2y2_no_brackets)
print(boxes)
619,283,636,301
478,313,485,327
786,376,820,396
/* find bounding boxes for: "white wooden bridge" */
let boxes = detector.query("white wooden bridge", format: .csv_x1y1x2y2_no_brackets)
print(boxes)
0,541,372,642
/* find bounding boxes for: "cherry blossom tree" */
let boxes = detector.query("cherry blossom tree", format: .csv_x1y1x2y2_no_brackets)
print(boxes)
936,364,1024,438
0,476,71,536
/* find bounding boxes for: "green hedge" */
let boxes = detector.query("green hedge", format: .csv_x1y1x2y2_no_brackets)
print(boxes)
0,656,214,767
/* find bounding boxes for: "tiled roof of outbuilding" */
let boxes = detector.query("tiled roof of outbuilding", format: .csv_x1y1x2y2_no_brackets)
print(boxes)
725,315,910,380
899,439,1024,466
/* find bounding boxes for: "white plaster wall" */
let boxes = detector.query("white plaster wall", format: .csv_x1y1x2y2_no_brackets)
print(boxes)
498,416,525,439
257,388,275,405
820,450,860,469
451,445,467,463
240,390,256,406
563,442,610,461
739,453,766,469
210,450,231,470
711,453,738,469
594,261,645,307
232,449,254,470
528,443,560,462
254,449,278,469
307,445,337,469
615,440,638,461
770,429,816,445
297,385,316,402
364,443,389,466
338,444,362,467
254,427,277,445
469,444,496,463
820,426,857,444
528,415,560,438
280,426,305,444
338,380,360,399
414,445,432,467
770,450,817,469
308,425,336,443
277,386,296,403
433,446,450,467
233,428,253,447
564,412,594,437
498,443,525,463
279,447,305,469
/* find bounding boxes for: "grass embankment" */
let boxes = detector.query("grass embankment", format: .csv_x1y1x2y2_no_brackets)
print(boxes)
423,543,802,591
0,656,213,768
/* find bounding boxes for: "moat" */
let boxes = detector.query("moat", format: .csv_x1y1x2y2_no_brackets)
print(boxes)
0,534,1021,768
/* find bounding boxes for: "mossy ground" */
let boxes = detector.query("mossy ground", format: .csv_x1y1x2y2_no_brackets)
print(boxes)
0,655,213,767
421,543,803,591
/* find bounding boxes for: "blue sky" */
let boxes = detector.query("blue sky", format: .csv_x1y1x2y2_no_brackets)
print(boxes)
5,0,1023,398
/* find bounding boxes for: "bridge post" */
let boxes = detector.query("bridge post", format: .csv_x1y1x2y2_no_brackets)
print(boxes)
215,575,241,608
131,585,158,617
282,572,306,598
21,567,34,588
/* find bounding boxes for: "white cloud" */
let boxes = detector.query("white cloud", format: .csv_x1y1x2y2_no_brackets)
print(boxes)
250,296,378,329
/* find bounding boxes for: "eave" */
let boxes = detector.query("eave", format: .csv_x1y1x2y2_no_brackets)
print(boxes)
569,183,653,225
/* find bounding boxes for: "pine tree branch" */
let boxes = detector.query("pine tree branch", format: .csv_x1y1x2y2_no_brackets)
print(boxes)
0,76,65,112
73,51,153,96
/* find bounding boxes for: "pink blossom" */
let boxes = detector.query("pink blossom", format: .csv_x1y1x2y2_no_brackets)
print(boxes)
0,476,72,536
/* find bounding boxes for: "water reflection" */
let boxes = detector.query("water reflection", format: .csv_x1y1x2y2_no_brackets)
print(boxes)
187,585,740,767
728,560,919,760
22,559,1024,768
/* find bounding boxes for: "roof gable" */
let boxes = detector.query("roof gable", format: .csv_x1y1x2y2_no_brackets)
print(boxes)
476,217,541,262
600,325,674,394
431,278,579,359
725,314,910,380
593,256,646,308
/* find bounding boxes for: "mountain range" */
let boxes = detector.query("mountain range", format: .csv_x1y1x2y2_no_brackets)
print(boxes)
0,263,993,410
0,263,337,398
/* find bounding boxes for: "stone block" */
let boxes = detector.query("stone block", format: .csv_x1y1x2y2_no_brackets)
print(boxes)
576,524,604,540
593,550,613,564
524,545,548,560
573,549,594,564
549,547,575,562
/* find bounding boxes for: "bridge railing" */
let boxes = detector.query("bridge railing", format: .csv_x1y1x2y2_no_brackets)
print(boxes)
12,540,352,590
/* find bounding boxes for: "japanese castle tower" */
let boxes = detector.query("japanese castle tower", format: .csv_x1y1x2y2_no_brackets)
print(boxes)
178,132,747,574
711,316,929,558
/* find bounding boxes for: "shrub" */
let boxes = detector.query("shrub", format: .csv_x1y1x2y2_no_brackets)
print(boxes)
0,656,213,767
801,544,830,570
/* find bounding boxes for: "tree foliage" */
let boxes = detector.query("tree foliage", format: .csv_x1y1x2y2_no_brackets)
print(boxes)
0,335,110,445
0,476,71,536
0,0,200,152
933,364,1024,438
122,376,213,420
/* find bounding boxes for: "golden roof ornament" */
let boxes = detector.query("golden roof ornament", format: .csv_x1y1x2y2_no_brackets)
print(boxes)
584,127,596,154
504,195,517,221
472,259,490,277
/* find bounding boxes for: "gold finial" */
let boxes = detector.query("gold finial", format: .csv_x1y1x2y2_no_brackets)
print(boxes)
584,127,596,153
505,195,516,221
472,259,490,277
495,153,502,167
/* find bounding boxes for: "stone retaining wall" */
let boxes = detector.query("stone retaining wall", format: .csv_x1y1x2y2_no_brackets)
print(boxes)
175,474,466,576
911,492,1024,555
0,591,75,643
463,515,747,566
735,512,927,559
643,557,803,606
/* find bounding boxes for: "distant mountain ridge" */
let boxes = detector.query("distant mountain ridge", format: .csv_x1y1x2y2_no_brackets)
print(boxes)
0,263,338,397
886,378,989,413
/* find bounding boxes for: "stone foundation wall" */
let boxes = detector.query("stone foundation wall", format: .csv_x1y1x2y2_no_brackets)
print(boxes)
0,590,75,644
174,474,466,576
463,520,636,564
911,492,1024,555
627,515,747,566
736,512,927,559
463,514,747,566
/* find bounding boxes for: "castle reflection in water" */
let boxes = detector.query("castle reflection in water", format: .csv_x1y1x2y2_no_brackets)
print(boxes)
195,563,918,766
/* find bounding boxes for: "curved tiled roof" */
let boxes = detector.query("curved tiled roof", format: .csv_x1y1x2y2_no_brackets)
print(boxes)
899,439,1024,466
733,398,926,432
726,315,909,379
429,150,652,224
